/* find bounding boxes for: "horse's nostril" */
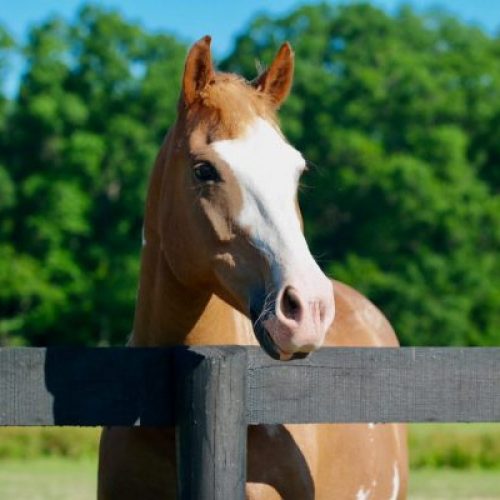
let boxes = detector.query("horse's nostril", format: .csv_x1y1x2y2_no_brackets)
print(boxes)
281,286,302,321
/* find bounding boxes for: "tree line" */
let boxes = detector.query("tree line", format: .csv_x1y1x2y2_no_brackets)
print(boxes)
0,3,499,346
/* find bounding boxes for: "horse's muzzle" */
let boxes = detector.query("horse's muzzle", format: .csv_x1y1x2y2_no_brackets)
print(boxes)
250,284,334,361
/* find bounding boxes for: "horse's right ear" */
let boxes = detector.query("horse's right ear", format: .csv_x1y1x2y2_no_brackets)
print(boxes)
182,35,215,106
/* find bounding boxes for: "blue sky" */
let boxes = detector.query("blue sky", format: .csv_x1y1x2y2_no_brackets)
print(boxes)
1,0,499,94
1,0,499,56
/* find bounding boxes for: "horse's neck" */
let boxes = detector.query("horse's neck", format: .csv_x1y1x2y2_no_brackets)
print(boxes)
131,239,254,347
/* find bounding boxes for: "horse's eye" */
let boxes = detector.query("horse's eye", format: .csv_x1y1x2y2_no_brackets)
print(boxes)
193,162,221,183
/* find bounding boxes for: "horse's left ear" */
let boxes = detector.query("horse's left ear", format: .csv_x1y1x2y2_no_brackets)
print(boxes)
183,35,215,106
253,42,294,108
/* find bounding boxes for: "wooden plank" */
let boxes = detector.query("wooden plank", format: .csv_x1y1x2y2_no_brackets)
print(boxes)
246,347,500,424
175,346,247,500
0,348,51,425
0,347,174,426
0,347,499,426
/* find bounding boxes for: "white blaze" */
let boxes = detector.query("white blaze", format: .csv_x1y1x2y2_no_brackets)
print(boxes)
212,118,318,285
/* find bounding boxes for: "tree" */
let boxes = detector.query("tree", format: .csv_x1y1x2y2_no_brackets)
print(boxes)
1,3,499,347
0,7,186,345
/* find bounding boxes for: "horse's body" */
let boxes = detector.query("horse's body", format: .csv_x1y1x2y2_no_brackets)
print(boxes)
98,37,408,499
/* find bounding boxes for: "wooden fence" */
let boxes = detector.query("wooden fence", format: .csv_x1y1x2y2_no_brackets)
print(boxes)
0,346,499,498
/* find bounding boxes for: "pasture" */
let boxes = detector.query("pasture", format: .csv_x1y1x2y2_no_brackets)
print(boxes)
2,459,499,500
1,3,499,498
0,425,498,499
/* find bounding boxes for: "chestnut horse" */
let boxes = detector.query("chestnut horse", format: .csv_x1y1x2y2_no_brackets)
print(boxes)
98,36,408,499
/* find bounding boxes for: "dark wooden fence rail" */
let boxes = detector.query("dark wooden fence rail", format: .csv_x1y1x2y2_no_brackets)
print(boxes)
1,346,500,499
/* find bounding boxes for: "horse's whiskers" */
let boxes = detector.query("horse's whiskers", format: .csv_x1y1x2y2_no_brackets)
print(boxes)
253,289,276,327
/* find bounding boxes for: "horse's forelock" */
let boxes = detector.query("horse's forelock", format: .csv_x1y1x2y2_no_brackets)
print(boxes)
183,73,278,140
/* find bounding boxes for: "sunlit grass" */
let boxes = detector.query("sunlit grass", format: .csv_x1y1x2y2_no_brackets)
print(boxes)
0,457,96,500
0,459,499,499
0,425,499,499
410,469,500,499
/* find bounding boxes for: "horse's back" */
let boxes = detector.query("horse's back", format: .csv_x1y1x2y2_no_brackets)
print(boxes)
326,280,400,348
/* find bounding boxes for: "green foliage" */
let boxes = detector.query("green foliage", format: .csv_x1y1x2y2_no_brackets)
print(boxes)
0,6,186,345
410,424,500,469
0,427,100,459
1,425,499,471
0,3,499,346
0,24,15,98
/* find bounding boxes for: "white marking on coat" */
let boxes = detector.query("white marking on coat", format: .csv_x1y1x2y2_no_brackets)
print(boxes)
392,424,401,451
356,487,370,500
212,118,323,287
355,302,385,345
368,422,375,443
389,462,400,500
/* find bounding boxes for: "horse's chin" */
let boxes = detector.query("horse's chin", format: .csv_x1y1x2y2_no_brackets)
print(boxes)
252,318,310,362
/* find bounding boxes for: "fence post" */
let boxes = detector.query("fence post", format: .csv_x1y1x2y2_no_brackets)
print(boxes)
175,346,247,500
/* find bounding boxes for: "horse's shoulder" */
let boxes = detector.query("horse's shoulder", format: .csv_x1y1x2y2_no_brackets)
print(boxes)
325,280,400,347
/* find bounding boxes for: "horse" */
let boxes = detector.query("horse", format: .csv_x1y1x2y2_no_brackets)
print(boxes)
98,36,408,499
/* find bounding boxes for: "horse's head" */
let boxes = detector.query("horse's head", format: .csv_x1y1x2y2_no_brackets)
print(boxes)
160,36,334,360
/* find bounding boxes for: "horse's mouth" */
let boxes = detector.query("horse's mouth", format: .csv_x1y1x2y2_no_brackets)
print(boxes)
253,316,309,362
250,292,311,362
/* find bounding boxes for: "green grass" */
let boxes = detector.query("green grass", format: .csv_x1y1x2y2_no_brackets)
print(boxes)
410,469,500,499
0,459,499,499
0,457,96,500
0,425,498,499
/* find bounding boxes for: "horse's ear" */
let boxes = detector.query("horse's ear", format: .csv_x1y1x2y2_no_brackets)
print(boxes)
253,42,294,108
182,35,215,106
